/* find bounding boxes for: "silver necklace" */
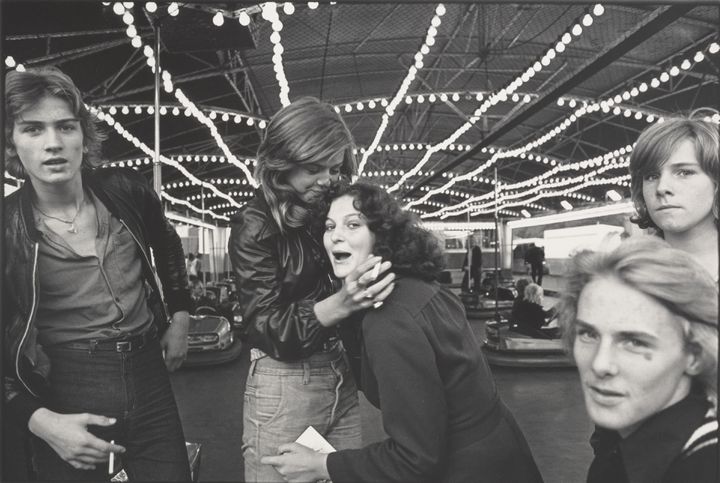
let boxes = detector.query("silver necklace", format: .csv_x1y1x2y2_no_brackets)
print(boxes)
34,198,84,234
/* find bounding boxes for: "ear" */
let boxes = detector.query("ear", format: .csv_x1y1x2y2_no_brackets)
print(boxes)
684,342,703,376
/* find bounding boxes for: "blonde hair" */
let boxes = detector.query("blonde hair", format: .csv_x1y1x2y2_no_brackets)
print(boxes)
255,97,356,232
558,236,718,404
524,283,543,305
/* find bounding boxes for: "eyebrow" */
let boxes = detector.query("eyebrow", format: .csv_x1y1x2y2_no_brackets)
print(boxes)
15,118,80,125
575,319,657,340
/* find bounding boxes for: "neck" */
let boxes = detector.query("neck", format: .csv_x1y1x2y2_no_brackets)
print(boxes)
664,221,719,280
32,177,85,211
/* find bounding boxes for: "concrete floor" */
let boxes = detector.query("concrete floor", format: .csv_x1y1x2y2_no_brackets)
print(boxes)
171,334,593,483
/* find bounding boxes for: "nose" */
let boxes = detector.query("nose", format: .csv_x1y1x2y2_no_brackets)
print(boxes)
590,340,619,378
654,171,673,196
330,226,344,243
316,171,333,186
43,128,62,152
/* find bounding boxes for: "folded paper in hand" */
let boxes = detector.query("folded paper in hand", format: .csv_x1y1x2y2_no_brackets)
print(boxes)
295,426,336,453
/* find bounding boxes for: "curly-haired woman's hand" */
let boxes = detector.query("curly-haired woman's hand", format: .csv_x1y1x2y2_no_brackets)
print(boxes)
314,255,395,327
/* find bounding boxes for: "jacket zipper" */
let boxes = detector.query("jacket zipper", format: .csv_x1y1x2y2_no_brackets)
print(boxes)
16,243,40,397
119,219,169,322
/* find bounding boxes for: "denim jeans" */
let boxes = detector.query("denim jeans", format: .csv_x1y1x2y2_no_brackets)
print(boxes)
242,348,361,483
31,338,190,481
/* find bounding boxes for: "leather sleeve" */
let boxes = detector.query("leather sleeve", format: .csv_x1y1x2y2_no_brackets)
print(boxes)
228,210,332,361
132,170,191,316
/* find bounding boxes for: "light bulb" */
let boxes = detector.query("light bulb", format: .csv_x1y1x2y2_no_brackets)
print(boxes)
213,12,224,26
283,2,295,15
308,2,319,9
145,2,157,13
593,4,604,16
582,14,593,27
238,11,251,25
113,3,125,15
572,24,582,36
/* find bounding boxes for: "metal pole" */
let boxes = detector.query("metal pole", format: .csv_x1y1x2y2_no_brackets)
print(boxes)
152,21,162,195
201,186,206,286
493,166,500,323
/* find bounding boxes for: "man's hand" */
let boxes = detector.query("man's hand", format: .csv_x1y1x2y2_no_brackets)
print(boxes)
28,408,126,471
261,443,330,482
161,310,189,371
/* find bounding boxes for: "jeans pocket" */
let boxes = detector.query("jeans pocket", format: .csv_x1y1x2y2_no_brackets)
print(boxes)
245,374,285,428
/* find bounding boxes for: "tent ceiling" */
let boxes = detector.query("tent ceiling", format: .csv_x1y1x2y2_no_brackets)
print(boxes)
3,2,719,223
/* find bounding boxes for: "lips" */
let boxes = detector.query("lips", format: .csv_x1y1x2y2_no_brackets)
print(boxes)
587,384,625,405
43,157,68,166
655,204,681,211
332,251,351,262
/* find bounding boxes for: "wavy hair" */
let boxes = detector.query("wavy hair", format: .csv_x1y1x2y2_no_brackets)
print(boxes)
5,66,106,178
255,97,356,232
629,108,719,233
322,181,445,281
558,236,718,405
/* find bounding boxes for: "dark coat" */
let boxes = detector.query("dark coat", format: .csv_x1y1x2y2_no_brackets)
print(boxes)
328,277,544,483
227,192,335,361
587,388,718,483
3,168,190,428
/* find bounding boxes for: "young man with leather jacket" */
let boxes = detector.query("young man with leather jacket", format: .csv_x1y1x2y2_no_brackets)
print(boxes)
3,66,191,480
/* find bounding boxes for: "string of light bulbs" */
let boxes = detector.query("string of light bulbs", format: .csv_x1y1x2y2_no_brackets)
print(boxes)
109,3,258,187
357,4,447,175
388,4,607,193
404,37,718,210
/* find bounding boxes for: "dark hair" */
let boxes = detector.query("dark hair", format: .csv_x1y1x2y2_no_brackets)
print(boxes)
5,66,106,178
629,109,719,232
515,278,531,301
558,236,717,403
255,97,357,232
323,181,445,281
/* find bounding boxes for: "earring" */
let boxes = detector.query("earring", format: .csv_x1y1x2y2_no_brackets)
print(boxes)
83,146,89,153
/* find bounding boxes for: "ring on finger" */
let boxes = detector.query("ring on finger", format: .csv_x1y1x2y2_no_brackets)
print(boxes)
363,290,373,299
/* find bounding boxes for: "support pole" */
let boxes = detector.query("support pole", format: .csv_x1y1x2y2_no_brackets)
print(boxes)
494,166,500,323
152,22,162,195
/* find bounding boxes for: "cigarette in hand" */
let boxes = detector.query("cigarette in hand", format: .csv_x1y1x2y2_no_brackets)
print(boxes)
108,440,115,475
370,262,381,281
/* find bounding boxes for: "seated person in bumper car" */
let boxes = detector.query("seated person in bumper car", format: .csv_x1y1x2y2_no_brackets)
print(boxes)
262,182,543,483
558,237,718,483
512,283,557,339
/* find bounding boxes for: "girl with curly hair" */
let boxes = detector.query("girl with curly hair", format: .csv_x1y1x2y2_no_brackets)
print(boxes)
263,182,542,483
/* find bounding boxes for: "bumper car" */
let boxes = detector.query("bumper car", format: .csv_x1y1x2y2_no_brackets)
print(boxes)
481,320,574,368
182,312,243,367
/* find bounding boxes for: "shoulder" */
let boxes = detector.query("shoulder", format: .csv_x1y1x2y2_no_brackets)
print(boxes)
361,277,445,336
229,197,278,243
87,167,151,195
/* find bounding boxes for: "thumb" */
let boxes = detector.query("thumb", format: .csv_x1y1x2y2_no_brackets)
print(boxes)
84,414,117,427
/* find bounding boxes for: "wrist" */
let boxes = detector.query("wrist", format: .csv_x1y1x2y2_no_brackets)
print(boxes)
314,296,348,327
320,452,331,480
28,407,52,436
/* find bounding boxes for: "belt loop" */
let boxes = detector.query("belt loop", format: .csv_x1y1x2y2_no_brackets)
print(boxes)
89,340,98,354
303,361,310,385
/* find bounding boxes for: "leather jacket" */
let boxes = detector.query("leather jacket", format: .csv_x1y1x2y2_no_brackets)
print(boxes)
228,192,335,361
3,167,190,428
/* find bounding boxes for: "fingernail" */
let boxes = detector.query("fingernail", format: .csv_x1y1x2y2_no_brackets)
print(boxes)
109,418,116,424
